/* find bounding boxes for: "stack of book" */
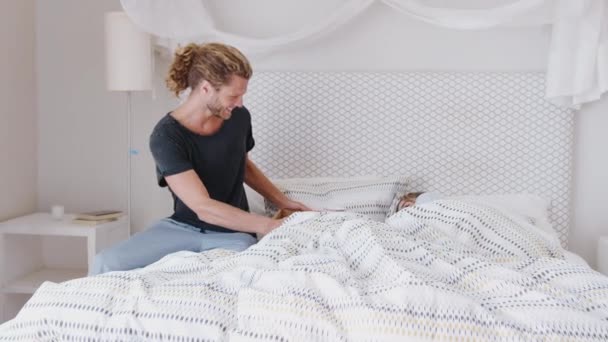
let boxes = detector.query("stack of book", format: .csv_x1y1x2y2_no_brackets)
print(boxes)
72,210,124,225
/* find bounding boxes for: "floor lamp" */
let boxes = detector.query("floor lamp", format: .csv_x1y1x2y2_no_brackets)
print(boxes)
105,12,152,235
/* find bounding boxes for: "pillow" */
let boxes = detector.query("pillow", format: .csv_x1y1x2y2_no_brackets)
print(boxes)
264,175,410,222
446,193,556,237
244,184,267,216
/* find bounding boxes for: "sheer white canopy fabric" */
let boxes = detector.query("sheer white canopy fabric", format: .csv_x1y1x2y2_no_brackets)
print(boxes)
546,0,607,107
120,0,607,108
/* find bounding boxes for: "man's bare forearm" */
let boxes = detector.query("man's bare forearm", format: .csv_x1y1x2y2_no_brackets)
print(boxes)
165,169,282,235
195,197,281,235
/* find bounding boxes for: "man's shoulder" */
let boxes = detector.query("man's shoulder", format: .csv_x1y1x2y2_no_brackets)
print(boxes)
151,113,181,137
150,113,189,151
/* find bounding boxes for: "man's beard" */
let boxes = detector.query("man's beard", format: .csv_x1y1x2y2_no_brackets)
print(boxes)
207,100,232,120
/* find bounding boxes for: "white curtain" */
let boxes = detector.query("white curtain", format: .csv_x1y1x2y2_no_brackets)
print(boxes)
546,0,607,107
120,0,376,54
120,0,608,108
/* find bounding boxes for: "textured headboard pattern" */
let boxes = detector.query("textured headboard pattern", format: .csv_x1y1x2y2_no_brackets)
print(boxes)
245,72,574,246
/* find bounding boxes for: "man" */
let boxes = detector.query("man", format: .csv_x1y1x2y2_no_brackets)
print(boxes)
90,42,308,275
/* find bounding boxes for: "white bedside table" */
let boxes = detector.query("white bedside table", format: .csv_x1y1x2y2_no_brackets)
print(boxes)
0,212,129,322
598,236,608,276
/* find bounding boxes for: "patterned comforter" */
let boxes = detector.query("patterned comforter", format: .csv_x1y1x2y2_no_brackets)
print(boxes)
1,200,607,341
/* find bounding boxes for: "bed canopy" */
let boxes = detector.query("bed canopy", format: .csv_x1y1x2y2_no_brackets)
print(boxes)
120,0,607,108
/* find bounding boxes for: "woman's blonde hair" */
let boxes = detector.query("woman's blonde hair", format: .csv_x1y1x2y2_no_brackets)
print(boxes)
166,42,252,96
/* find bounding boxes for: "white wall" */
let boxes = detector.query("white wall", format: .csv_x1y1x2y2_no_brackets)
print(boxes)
573,96,608,268
34,0,607,267
36,0,130,216
0,0,37,221
0,0,37,322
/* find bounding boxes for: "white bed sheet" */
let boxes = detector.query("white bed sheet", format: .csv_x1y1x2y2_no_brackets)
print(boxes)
2,200,606,341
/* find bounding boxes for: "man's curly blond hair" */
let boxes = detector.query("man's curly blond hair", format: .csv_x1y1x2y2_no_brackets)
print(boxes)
166,42,252,96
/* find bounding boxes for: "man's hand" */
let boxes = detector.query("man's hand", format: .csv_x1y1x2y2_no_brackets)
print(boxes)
279,199,311,212
258,217,285,237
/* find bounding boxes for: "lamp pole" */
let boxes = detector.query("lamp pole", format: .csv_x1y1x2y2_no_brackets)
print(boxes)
126,91,133,235
105,11,152,237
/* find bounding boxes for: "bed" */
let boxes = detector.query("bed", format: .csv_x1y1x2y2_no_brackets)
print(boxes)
1,72,607,341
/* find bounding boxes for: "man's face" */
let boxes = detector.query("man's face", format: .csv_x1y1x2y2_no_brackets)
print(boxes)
206,75,248,120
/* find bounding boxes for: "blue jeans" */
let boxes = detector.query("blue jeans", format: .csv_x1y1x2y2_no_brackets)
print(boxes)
89,218,257,276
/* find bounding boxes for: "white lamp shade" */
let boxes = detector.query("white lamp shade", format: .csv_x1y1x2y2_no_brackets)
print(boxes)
105,12,152,91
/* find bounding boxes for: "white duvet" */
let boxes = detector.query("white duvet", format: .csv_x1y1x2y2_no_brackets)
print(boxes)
1,200,607,341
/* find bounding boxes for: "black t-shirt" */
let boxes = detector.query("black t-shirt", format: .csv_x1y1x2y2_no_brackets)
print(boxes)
149,107,255,233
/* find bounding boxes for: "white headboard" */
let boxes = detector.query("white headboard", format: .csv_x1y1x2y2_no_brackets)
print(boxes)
245,71,574,246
